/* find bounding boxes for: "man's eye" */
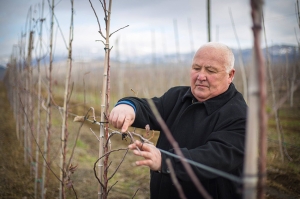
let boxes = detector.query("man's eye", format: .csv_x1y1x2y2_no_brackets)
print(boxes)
207,69,216,73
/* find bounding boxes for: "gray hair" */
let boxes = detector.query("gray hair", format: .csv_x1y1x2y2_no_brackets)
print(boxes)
196,42,235,73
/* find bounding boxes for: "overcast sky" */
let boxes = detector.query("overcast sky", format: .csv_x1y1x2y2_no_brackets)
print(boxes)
0,0,298,65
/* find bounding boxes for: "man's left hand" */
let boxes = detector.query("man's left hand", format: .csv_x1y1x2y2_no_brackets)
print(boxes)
128,140,162,172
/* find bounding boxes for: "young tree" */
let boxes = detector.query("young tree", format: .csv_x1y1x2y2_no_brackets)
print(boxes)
88,1,128,198
42,0,55,198
59,0,74,198
35,0,45,198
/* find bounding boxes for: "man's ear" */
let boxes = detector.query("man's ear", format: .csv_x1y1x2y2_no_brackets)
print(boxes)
228,69,235,83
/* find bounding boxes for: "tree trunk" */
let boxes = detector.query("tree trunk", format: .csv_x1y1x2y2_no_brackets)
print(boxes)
98,1,112,198
207,0,211,42
35,1,44,198
262,10,284,163
59,0,74,198
243,0,267,199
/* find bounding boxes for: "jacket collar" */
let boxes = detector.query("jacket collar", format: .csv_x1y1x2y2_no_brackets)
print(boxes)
182,83,237,115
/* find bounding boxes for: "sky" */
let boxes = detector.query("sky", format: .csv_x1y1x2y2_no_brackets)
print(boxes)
0,0,298,66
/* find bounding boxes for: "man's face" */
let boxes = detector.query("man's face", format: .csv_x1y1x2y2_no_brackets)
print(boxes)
190,46,235,102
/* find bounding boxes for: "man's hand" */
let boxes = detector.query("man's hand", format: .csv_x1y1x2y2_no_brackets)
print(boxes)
108,104,135,132
128,140,162,171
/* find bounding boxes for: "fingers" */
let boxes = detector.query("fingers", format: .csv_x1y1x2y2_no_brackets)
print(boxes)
135,159,153,167
128,140,148,151
121,116,133,133
109,111,125,129
128,140,161,171
108,104,135,132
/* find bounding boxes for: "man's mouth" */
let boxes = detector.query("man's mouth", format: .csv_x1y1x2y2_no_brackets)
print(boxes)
196,84,208,88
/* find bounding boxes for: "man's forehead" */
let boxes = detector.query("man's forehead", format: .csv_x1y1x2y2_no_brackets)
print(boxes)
192,64,216,68
192,60,227,71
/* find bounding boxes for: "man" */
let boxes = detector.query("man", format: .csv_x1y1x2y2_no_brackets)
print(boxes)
109,42,247,199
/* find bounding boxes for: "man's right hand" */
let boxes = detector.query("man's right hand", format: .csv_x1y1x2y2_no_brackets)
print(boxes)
108,104,136,132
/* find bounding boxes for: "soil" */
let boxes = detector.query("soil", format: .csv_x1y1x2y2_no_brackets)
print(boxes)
266,169,300,199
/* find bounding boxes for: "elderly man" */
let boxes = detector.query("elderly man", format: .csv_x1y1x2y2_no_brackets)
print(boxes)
109,42,247,199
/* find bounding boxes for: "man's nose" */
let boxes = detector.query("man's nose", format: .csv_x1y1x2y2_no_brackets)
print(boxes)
197,72,206,81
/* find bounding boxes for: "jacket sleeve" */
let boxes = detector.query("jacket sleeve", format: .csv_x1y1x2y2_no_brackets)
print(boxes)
119,87,182,131
118,96,163,131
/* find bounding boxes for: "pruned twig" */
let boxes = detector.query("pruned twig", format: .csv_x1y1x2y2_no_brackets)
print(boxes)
166,158,187,199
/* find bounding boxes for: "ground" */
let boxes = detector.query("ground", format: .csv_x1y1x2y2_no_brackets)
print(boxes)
0,79,300,198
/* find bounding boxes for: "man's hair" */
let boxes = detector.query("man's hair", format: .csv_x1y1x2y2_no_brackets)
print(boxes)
197,42,235,73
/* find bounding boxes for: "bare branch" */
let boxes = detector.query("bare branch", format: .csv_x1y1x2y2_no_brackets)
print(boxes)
71,185,78,199
90,128,101,141
93,148,128,188
19,95,61,182
129,131,154,145
96,40,106,45
102,0,108,25
99,0,107,15
105,130,122,147
131,189,139,199
88,0,106,39
107,180,118,195
269,80,300,117
67,81,74,104
109,25,129,37
166,159,187,199
104,161,113,175
67,106,92,171
54,14,68,50
107,149,129,181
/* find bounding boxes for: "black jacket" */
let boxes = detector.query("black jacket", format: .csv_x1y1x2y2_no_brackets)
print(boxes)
121,83,247,199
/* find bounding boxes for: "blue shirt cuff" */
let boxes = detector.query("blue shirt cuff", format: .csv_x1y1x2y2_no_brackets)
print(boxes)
115,100,136,113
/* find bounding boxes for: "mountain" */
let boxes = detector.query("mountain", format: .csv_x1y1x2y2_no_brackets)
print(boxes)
232,44,298,65
109,44,298,66
2,44,298,68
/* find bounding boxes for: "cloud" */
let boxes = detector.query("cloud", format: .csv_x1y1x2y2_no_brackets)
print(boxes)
0,0,298,65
